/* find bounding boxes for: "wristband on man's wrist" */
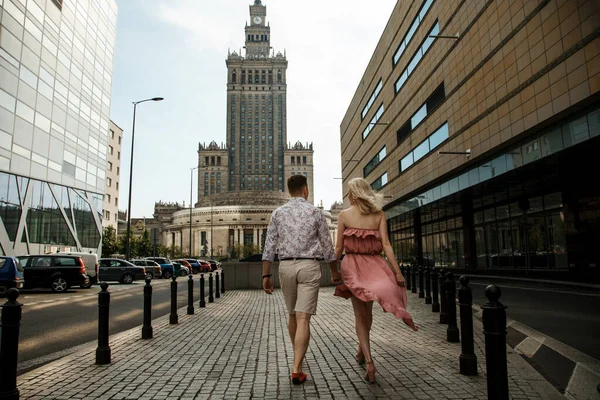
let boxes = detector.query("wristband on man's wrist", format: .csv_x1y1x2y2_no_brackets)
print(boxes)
262,274,272,279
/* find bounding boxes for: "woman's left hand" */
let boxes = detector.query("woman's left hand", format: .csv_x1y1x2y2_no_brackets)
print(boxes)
395,272,405,287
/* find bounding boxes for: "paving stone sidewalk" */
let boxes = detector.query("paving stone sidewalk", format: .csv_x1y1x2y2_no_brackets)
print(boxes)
17,287,563,399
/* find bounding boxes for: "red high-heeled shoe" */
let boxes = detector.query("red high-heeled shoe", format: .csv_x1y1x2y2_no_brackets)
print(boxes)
291,372,307,385
364,361,376,384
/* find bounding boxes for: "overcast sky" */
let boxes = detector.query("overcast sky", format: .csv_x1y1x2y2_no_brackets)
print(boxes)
110,0,397,218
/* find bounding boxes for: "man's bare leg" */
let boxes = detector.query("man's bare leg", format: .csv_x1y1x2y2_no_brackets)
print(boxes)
288,314,297,346
292,312,311,373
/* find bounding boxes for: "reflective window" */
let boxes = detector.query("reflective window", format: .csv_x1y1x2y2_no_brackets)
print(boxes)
371,172,388,190
411,104,427,128
362,104,385,140
395,21,440,93
393,0,436,65
361,79,383,120
364,146,387,177
413,140,429,162
399,122,449,172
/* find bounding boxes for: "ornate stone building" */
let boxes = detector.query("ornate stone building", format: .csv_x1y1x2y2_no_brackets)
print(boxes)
160,1,333,258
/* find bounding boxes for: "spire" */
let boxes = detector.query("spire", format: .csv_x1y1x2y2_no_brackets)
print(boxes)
254,0,262,4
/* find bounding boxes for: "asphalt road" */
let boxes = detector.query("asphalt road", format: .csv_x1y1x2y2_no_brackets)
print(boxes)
467,278,600,361
14,275,215,375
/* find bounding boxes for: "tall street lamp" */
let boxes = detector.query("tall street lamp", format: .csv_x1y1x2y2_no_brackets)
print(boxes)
189,166,198,257
125,97,164,261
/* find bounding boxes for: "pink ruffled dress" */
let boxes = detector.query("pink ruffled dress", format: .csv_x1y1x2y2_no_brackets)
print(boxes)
334,228,415,328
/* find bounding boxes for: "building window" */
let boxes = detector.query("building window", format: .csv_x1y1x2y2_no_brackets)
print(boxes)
393,0,435,66
117,151,120,160
115,197,118,206
362,104,385,140
118,136,121,145
361,79,383,120
277,70,282,83
106,178,112,187
364,146,387,177
400,122,449,172
108,146,113,155
107,161,112,171
303,156,307,165
51,0,63,11
399,82,446,145
371,172,388,190
110,129,114,139
106,194,111,203
395,21,440,93
291,156,295,165
117,167,120,176
232,70,237,84
116,182,119,191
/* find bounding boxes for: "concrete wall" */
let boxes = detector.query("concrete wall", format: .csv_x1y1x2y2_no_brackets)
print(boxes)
220,261,335,290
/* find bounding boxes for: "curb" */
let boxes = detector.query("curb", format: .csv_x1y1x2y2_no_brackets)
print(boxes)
465,274,600,290
472,305,600,400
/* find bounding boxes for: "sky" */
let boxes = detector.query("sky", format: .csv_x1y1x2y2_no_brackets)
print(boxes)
110,0,397,219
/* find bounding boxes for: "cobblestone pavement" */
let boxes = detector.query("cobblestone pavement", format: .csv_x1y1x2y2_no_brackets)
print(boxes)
17,287,563,399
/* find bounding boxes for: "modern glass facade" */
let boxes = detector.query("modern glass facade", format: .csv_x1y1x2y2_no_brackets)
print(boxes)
387,105,600,280
0,0,118,255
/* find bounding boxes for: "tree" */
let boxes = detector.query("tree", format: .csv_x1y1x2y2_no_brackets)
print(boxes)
101,226,118,258
138,229,152,257
117,228,140,258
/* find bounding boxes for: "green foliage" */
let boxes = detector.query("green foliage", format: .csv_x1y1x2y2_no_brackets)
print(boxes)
101,226,118,257
138,229,153,257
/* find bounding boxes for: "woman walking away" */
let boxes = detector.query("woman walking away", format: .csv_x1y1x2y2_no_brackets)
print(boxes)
334,177,418,384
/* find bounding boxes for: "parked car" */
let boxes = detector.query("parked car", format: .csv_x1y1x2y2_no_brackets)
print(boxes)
146,257,175,279
179,258,203,274
57,251,98,287
208,259,222,271
131,259,162,279
17,255,89,293
0,256,24,297
173,259,193,274
196,260,211,272
98,258,146,284
171,262,189,277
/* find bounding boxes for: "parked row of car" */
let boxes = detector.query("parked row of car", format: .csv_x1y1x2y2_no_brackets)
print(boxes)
0,253,223,296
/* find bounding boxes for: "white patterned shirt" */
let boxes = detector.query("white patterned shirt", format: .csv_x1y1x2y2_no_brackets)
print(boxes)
262,197,336,262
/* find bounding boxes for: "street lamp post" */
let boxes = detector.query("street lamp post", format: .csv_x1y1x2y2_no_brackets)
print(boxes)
189,166,198,257
125,97,164,261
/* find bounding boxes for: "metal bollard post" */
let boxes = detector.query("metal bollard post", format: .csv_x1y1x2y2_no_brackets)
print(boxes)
406,266,412,291
482,285,508,400
96,282,111,364
199,273,206,308
221,270,225,294
425,266,432,304
142,278,153,339
0,288,22,400
439,269,448,323
187,274,194,315
459,276,477,375
215,271,220,299
170,276,178,324
411,264,417,294
431,267,440,312
418,266,425,298
208,273,214,303
445,272,460,342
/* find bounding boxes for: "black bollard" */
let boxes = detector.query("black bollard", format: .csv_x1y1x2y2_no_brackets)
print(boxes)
221,270,225,294
142,278,153,339
0,288,22,400
482,285,509,400
170,275,178,324
431,267,440,312
199,273,206,308
439,269,448,323
425,266,432,304
187,274,194,315
406,266,412,291
208,272,214,303
418,266,425,298
411,264,417,294
215,271,220,299
96,282,111,364
445,272,460,342
458,276,477,375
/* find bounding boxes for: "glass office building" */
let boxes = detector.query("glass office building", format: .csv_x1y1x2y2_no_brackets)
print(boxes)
0,0,118,256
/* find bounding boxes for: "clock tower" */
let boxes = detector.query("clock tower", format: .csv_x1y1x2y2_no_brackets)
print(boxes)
245,0,270,58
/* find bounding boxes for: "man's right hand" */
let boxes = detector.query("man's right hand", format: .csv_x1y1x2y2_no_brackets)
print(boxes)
331,270,342,285
263,277,274,294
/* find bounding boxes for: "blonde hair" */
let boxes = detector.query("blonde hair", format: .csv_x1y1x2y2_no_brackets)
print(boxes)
348,177,383,214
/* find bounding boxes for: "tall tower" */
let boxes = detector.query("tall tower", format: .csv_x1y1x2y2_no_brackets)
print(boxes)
225,0,288,193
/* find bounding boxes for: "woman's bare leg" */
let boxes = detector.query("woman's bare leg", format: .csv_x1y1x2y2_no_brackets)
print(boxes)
351,296,372,364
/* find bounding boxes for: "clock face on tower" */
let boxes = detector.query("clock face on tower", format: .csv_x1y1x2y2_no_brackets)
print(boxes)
253,16,262,24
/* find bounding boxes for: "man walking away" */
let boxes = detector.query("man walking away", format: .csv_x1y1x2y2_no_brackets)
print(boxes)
262,175,341,384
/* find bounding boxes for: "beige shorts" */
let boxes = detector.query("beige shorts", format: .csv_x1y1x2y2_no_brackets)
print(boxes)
279,259,322,315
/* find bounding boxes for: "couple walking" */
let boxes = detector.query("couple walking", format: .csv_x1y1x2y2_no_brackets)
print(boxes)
262,175,418,385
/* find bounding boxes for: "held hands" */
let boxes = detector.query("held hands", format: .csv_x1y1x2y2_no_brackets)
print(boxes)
263,276,274,294
331,269,342,285
395,272,406,287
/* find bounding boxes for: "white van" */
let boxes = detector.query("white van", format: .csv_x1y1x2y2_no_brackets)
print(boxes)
57,251,98,288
